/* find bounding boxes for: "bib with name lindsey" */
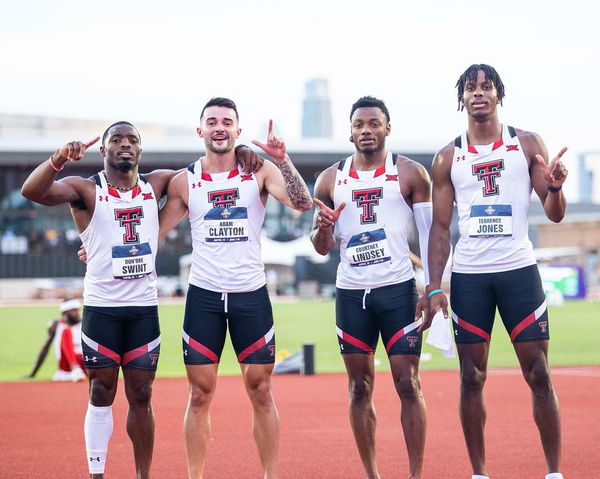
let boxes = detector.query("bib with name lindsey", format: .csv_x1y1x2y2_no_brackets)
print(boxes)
346,228,391,267
203,207,249,243
469,204,513,238
112,242,154,280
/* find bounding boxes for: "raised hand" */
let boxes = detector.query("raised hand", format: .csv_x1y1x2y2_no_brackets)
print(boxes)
535,146,568,189
313,198,346,230
52,137,100,168
251,120,287,163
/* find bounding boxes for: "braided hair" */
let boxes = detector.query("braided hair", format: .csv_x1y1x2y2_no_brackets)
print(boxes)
455,64,505,111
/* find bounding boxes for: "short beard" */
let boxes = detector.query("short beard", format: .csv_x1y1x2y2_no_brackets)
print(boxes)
116,160,135,172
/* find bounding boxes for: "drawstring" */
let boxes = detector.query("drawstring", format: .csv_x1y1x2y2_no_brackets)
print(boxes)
362,289,371,310
221,292,228,313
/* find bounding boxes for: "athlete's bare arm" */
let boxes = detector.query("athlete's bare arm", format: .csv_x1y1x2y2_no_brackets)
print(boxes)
422,143,455,329
252,120,312,211
158,171,189,240
21,138,100,232
518,129,568,223
396,156,432,206
310,165,345,256
27,320,58,378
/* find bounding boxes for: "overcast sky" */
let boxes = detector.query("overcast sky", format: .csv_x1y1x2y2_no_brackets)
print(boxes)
1,0,598,199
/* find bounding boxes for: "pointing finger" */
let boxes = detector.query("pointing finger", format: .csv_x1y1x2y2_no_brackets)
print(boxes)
84,136,100,149
313,198,328,210
251,139,268,151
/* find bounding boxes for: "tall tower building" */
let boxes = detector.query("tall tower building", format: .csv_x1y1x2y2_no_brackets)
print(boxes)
579,153,600,203
301,78,333,138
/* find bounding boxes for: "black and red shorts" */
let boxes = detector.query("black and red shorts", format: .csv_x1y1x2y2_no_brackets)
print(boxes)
81,305,160,370
450,264,549,344
335,280,421,357
183,284,275,365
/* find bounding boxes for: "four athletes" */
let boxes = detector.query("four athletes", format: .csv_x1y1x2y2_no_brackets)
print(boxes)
21,71,569,479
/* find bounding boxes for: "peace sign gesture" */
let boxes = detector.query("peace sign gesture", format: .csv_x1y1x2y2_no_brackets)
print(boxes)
252,120,287,164
535,146,568,189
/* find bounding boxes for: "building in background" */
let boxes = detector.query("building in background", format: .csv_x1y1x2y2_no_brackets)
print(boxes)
578,152,600,204
301,78,333,138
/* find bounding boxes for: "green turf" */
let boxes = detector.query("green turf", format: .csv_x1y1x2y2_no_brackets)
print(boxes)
1,300,598,382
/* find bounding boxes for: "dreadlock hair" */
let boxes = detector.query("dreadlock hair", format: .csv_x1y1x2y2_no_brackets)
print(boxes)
200,97,239,122
349,96,390,123
102,121,140,145
455,64,505,111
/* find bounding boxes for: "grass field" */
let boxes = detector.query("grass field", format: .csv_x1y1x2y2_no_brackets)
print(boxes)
1,300,598,382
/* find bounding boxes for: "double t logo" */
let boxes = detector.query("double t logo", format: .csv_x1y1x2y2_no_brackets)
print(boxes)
208,189,240,208
352,188,383,224
115,207,144,244
472,159,504,197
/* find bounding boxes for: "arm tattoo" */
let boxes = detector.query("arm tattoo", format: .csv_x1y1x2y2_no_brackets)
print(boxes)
277,160,311,208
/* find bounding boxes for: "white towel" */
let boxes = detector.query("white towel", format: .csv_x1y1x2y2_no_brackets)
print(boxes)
425,310,456,358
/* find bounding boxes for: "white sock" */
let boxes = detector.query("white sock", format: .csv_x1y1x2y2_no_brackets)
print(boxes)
84,403,113,474
472,475,490,479
545,474,564,479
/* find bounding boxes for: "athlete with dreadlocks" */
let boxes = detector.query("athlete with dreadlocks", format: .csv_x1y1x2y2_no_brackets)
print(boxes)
420,64,568,479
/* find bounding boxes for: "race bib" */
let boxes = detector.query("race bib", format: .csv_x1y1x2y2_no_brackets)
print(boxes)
112,242,154,280
346,228,391,267
468,204,513,238
204,207,249,243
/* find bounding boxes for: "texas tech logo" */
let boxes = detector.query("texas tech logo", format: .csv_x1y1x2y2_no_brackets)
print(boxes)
352,188,383,224
208,189,239,208
115,207,144,244
472,159,505,197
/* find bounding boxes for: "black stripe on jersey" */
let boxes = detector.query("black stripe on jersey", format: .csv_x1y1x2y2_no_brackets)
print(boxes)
139,174,148,184
508,126,517,138
337,159,346,171
93,174,101,187
454,136,462,148
392,154,397,166
188,162,195,174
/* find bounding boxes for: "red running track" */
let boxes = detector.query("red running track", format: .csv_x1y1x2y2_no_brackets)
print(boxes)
1,368,599,478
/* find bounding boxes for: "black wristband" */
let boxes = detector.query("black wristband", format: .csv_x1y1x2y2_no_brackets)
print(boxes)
547,185,562,193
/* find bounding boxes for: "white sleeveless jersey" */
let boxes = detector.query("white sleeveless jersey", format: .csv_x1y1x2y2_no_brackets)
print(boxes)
80,172,159,306
53,320,82,358
334,151,415,289
451,125,536,273
187,160,266,292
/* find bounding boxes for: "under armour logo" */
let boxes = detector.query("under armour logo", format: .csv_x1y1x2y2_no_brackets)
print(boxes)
506,145,519,152
338,179,347,185
85,356,98,363
90,457,101,462
539,321,548,333
407,336,419,348
184,350,188,356
192,182,201,189
99,196,108,202
339,344,344,351
241,174,253,182
456,155,466,162
385,175,398,182
142,193,153,200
